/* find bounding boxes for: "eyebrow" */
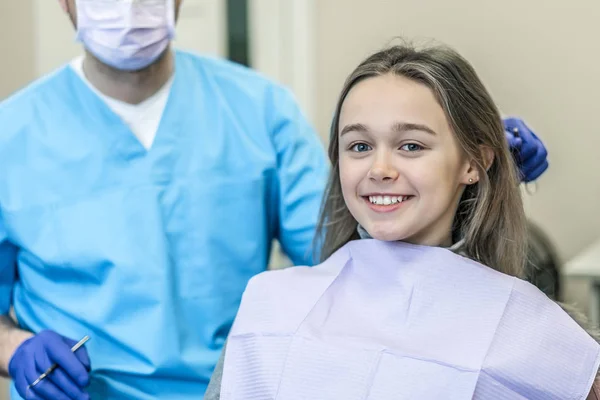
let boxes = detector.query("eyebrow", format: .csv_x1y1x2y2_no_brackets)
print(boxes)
339,122,437,136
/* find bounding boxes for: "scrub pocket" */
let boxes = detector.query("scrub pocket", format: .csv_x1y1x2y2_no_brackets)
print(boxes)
174,173,269,299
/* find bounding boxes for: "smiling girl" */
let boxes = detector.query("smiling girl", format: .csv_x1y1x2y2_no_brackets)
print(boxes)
209,42,600,399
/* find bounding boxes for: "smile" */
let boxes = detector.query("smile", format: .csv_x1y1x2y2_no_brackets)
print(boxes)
362,195,413,213
367,195,409,205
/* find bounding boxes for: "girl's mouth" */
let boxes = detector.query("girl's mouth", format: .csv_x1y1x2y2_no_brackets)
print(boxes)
362,195,414,212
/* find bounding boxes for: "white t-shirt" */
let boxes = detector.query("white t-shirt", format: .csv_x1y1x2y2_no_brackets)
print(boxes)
70,56,174,150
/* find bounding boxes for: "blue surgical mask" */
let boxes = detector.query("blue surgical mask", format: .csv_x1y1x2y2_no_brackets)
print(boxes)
75,0,176,71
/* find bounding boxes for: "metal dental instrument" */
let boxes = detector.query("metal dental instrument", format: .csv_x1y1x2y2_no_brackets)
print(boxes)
27,335,90,390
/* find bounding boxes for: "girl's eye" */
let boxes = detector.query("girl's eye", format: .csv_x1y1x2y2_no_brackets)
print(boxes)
400,143,424,152
350,143,372,152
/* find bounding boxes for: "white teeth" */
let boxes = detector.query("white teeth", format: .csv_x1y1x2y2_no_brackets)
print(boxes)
368,196,407,205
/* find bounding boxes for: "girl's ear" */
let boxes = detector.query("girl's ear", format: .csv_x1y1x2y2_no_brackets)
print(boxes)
461,146,494,185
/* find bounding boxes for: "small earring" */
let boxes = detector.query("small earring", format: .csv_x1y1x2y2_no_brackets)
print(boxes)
469,178,474,183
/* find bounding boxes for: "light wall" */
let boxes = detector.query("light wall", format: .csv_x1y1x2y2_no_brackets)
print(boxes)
314,0,600,264
0,1,35,99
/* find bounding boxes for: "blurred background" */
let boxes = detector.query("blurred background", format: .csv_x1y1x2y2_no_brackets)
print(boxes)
1,0,599,397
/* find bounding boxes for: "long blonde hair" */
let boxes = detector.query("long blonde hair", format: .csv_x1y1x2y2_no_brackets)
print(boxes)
315,41,527,277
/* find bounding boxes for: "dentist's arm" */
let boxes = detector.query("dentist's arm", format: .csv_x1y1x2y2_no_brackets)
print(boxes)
0,315,33,376
0,212,28,376
267,86,329,266
0,212,91,400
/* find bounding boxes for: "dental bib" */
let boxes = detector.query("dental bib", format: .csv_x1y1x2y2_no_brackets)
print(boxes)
221,239,600,399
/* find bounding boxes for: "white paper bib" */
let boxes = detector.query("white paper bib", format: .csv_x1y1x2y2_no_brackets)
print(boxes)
222,240,600,399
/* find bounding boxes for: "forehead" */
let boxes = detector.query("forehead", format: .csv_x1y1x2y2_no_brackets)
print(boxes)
339,74,447,132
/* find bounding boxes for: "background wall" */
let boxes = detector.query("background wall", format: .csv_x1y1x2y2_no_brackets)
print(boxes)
0,1,35,99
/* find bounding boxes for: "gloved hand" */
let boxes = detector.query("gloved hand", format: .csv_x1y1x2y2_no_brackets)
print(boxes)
8,330,91,400
503,117,549,183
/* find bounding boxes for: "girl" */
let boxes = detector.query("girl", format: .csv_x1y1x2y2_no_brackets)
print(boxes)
208,42,600,399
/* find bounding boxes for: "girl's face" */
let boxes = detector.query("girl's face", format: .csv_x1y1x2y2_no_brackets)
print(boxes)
338,73,479,247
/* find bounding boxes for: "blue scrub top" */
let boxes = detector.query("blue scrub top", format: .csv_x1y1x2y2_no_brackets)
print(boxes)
0,50,329,399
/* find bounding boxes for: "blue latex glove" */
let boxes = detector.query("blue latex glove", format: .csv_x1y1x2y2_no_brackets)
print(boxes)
503,117,549,183
8,330,91,400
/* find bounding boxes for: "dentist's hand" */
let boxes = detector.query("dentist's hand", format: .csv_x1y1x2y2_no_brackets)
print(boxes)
503,117,549,183
8,330,90,400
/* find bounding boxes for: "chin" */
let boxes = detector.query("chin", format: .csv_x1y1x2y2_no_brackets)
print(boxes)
370,234,402,241
363,225,407,242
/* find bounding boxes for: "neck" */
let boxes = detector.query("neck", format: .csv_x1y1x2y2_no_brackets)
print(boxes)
82,49,174,105
402,232,454,248
357,225,455,248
